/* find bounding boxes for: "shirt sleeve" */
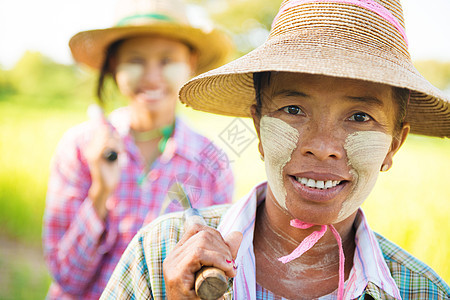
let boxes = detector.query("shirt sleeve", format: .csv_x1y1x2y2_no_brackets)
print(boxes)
100,232,152,299
42,127,117,295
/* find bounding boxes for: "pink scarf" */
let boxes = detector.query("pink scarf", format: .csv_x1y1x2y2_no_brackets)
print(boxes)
278,220,345,299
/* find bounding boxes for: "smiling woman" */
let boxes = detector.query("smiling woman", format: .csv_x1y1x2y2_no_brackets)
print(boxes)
102,0,449,299
41,0,235,299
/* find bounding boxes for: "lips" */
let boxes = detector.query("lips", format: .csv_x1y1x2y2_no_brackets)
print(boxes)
295,177,341,190
136,89,165,103
288,173,349,203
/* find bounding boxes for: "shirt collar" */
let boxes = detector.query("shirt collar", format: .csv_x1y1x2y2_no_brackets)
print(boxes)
218,182,402,299
346,210,402,299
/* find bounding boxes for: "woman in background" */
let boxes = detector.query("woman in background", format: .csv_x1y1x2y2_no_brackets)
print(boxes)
42,0,234,298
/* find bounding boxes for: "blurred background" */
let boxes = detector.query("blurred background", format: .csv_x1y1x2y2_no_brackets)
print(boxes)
0,0,449,298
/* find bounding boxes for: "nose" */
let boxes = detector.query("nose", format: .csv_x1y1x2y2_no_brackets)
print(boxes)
298,122,345,161
142,62,164,85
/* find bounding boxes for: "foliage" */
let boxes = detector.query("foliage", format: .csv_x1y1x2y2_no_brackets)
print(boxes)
414,60,450,90
187,0,281,56
6,51,96,108
0,68,15,97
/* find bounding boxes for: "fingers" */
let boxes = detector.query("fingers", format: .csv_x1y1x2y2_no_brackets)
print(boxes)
178,226,243,277
101,131,123,162
163,225,243,298
86,125,123,164
225,231,243,260
85,123,123,207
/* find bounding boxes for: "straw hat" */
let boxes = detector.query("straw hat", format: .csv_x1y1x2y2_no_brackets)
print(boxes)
180,0,450,138
69,0,233,75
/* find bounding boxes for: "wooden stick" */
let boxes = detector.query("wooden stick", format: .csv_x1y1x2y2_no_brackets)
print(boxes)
184,208,229,300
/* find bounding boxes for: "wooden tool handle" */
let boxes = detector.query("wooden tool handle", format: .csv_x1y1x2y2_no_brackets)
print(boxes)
87,104,118,162
195,266,228,300
184,208,229,300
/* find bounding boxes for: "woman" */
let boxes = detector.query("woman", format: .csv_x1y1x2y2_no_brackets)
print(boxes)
42,0,234,299
102,0,450,299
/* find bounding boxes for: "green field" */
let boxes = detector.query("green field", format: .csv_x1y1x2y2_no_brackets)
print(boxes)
0,97,449,298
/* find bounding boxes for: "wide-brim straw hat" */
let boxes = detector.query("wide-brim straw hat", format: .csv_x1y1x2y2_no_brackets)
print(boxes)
180,0,450,137
69,0,233,75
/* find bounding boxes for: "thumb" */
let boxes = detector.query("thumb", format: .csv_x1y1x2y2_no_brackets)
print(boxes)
224,231,243,259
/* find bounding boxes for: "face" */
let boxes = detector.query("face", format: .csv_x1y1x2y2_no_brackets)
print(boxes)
114,36,196,114
252,73,409,225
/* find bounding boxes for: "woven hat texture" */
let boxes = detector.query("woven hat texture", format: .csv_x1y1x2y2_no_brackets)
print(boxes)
69,0,233,75
180,0,450,137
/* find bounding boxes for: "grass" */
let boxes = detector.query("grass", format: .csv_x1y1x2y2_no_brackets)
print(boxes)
0,97,86,243
0,237,52,300
0,99,448,299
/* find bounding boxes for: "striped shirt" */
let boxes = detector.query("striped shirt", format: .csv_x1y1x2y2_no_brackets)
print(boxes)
43,107,234,299
102,182,450,299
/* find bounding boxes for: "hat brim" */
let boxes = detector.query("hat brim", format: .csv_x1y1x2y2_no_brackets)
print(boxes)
69,24,233,75
180,31,450,138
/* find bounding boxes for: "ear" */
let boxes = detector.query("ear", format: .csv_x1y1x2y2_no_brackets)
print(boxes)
250,105,264,158
381,122,410,171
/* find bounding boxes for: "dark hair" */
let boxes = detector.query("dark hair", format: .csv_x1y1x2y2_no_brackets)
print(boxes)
96,40,124,103
253,71,408,135
392,87,409,134
253,71,271,118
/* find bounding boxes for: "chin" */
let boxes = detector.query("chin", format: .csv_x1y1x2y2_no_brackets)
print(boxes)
283,192,344,225
287,206,339,225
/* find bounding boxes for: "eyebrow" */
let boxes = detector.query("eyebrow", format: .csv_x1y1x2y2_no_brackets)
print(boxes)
272,89,309,98
271,89,385,108
346,96,384,107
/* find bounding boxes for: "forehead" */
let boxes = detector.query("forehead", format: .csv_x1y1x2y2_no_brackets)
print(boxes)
117,35,191,56
266,72,394,100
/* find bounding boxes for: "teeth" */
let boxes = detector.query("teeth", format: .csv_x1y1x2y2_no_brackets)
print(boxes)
144,90,164,99
307,179,315,188
316,180,325,189
295,177,341,190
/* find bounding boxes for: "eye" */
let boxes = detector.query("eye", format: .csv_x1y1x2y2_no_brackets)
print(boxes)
349,112,372,122
127,57,145,65
161,57,173,65
282,105,303,115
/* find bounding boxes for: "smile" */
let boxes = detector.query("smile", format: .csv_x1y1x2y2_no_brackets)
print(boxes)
143,89,164,99
295,177,341,190
289,175,348,203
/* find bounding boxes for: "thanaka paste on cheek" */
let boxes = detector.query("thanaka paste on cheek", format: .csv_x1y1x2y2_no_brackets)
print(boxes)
336,131,392,222
260,116,299,209
116,63,144,94
162,62,191,92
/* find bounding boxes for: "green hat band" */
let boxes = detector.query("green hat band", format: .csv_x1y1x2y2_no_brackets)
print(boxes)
116,13,174,26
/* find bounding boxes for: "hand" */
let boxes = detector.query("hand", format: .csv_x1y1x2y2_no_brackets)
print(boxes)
163,224,243,299
85,123,123,219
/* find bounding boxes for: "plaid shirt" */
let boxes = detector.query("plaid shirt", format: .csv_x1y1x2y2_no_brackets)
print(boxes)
43,107,234,300
102,182,450,300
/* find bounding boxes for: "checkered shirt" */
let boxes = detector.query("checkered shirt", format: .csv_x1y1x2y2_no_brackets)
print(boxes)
43,107,234,299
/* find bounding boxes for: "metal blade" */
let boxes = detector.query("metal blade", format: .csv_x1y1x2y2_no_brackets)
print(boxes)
168,181,192,210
